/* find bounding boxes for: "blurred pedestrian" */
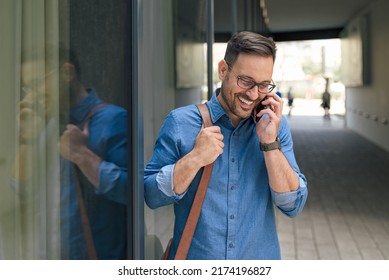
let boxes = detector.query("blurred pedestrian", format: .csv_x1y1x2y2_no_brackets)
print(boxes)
287,87,294,116
321,78,331,119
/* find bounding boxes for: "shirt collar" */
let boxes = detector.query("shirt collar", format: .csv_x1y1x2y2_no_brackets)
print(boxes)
207,88,228,123
70,88,102,125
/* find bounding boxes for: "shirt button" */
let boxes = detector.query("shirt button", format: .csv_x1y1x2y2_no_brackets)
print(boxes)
230,185,235,190
229,243,235,248
230,214,235,219
231,158,235,162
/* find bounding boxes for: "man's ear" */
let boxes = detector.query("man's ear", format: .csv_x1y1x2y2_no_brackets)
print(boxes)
60,62,76,83
218,59,229,80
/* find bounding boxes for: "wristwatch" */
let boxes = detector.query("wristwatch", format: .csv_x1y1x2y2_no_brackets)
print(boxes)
260,137,281,152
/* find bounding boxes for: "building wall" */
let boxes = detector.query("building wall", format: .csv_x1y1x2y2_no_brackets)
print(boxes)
139,0,176,259
345,0,389,152
140,0,210,259
141,1,175,164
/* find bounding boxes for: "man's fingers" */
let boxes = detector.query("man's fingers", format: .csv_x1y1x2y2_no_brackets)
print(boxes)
198,126,224,142
66,124,78,130
258,96,282,119
203,125,221,133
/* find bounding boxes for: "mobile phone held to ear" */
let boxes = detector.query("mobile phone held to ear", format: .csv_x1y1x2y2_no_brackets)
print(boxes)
253,96,268,123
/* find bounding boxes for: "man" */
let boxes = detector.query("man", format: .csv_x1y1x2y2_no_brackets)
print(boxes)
144,31,308,260
287,87,294,116
18,46,128,259
321,78,331,119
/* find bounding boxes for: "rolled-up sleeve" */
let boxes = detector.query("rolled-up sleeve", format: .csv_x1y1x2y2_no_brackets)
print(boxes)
97,160,128,204
271,173,308,218
156,164,187,200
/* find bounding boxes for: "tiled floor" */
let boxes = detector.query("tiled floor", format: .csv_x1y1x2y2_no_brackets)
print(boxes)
276,115,389,260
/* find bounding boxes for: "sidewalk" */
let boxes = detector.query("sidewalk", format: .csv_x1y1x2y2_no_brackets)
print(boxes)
276,114,389,259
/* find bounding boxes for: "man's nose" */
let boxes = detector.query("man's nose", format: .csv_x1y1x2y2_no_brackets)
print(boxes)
246,86,260,100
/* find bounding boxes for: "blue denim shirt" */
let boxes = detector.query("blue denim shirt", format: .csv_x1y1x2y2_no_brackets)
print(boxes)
144,89,308,260
61,89,128,259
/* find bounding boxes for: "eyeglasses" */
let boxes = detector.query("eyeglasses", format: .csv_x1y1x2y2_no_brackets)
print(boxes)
226,62,276,94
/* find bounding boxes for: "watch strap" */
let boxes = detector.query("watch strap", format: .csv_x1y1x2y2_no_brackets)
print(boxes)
260,137,281,152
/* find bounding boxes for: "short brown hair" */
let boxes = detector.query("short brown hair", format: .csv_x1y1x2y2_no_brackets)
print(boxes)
224,31,276,67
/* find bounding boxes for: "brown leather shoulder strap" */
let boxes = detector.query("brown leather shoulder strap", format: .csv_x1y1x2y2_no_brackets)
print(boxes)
196,103,213,127
174,103,214,260
73,102,107,260
73,165,97,259
79,102,108,130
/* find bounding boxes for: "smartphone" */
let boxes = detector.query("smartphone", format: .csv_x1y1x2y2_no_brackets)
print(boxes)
253,96,268,123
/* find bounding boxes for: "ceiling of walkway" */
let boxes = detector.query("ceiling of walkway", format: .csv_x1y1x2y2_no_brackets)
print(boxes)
267,0,372,33
214,0,374,41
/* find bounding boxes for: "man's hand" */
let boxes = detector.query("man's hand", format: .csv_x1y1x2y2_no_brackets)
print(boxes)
191,126,224,167
59,124,102,188
59,124,89,163
255,92,283,143
173,125,224,195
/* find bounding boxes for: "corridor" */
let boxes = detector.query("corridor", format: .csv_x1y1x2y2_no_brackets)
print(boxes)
277,115,389,259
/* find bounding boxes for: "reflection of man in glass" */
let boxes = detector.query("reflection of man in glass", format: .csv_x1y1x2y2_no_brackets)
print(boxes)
19,46,128,259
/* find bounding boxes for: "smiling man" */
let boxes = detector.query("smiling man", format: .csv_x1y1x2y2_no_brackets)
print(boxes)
144,31,308,260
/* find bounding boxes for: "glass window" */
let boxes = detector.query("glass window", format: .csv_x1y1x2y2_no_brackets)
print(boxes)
0,0,132,259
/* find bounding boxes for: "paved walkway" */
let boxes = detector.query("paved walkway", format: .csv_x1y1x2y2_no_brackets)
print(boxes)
276,114,389,259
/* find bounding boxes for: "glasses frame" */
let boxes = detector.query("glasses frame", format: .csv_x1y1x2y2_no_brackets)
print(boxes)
226,61,276,94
